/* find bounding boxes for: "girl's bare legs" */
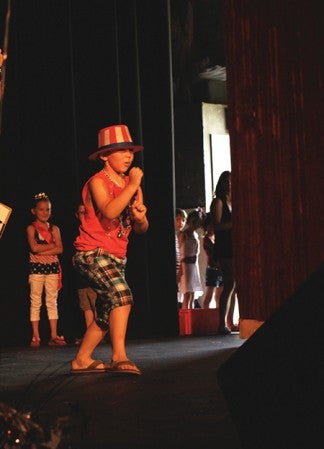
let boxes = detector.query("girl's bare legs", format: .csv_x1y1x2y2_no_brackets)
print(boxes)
49,318,58,340
31,320,40,340
218,258,235,333
182,292,190,309
203,284,223,309
188,293,194,309
214,285,223,309
45,275,65,342
226,290,236,328
226,290,239,330
203,287,214,308
182,292,194,309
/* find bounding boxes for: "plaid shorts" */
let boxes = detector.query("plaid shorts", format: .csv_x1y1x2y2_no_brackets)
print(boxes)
73,248,133,331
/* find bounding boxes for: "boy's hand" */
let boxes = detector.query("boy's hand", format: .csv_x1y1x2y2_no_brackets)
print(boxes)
130,200,147,222
128,167,143,190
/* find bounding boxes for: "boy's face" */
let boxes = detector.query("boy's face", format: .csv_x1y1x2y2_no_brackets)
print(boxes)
104,149,135,174
175,215,186,231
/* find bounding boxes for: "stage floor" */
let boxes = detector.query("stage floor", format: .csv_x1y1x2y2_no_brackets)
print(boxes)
0,334,244,449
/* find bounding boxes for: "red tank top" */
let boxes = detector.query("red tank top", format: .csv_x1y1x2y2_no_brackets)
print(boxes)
74,171,134,258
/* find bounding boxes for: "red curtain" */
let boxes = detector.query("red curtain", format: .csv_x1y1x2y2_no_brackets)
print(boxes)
223,0,324,320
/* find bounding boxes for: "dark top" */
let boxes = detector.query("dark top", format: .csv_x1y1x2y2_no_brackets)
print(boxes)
212,198,232,259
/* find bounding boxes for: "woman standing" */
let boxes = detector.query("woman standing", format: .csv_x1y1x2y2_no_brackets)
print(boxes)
210,171,238,334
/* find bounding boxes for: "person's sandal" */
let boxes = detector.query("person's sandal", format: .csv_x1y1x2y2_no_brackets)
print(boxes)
48,336,67,346
218,326,232,335
30,337,40,347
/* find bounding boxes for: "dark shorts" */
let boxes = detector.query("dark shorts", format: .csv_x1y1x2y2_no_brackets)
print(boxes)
78,287,97,312
73,248,133,331
205,266,223,287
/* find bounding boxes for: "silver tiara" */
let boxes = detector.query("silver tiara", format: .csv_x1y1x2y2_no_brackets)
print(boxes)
34,192,49,201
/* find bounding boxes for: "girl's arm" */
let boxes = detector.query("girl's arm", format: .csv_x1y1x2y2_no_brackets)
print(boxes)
26,225,63,255
27,225,55,254
44,225,63,255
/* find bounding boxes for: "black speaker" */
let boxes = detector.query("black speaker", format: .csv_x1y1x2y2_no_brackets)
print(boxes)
217,263,324,449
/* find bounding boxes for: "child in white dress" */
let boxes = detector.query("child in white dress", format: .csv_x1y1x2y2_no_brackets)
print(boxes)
178,208,205,309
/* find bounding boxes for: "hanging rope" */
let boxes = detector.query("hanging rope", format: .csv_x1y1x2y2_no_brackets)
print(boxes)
0,0,12,135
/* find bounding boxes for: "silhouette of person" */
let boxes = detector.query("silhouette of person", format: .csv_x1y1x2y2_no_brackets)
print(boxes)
201,212,223,309
210,171,238,333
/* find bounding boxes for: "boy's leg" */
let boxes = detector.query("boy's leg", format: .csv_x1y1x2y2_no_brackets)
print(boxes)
109,304,141,373
71,320,107,369
109,304,131,362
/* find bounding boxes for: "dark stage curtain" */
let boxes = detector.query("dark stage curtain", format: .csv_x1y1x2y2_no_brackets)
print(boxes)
0,0,178,346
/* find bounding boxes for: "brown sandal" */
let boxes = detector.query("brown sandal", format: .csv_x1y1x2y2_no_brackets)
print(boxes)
107,360,142,375
30,337,40,348
48,336,67,346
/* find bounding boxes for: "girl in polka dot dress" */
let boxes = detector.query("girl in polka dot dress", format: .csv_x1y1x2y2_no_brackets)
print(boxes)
26,192,66,347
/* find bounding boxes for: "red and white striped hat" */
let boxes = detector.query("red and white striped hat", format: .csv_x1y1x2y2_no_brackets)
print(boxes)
88,124,143,160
